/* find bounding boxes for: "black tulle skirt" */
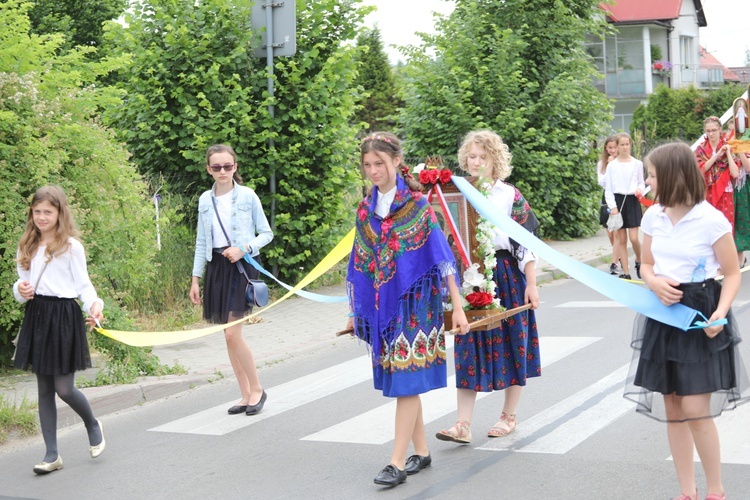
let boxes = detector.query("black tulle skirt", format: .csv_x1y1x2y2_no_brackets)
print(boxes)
203,248,259,324
624,279,750,422
13,295,91,375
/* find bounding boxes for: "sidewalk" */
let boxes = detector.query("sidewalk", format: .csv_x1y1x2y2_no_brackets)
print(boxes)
0,229,621,431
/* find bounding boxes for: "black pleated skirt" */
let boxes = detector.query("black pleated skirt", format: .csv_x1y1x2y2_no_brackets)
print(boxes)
624,279,750,422
613,193,642,228
13,295,91,375
203,248,260,324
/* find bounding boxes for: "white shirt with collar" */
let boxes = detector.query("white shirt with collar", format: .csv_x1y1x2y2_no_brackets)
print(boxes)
641,201,731,283
487,180,537,274
375,185,397,218
13,238,103,314
604,157,645,209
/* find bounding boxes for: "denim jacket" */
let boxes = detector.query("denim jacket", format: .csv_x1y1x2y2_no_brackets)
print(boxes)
191,181,273,278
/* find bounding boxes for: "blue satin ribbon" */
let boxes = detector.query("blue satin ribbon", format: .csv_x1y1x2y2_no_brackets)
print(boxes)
243,254,348,303
451,176,703,331
687,312,728,330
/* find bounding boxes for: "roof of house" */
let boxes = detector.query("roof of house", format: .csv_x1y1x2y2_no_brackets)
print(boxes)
729,67,750,84
700,47,740,82
600,0,706,27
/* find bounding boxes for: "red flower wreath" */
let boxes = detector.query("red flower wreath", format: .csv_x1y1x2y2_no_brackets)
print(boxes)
418,168,453,185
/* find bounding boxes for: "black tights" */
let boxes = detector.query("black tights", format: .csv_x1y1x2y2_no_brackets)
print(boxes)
37,373,102,462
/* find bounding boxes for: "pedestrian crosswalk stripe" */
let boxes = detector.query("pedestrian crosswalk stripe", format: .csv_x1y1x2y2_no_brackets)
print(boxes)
301,337,601,445
477,364,631,454
149,354,373,435
556,301,626,308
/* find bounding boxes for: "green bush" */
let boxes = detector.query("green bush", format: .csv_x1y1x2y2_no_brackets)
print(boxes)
102,0,368,283
0,2,169,371
398,0,612,239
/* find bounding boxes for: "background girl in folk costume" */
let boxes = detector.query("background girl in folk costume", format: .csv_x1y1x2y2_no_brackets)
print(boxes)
345,132,469,487
13,186,106,474
624,143,749,500
437,130,541,444
695,116,741,229
190,144,273,416
604,132,645,280
597,135,622,274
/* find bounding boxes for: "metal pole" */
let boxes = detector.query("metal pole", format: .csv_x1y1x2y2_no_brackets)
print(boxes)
265,2,278,276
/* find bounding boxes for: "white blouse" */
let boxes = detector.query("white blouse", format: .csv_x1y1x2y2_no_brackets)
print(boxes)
604,157,645,209
375,185,397,218
641,201,730,283
487,180,537,274
13,238,103,314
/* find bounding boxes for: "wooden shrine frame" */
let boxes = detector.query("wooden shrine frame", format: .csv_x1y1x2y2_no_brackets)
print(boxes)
429,177,482,278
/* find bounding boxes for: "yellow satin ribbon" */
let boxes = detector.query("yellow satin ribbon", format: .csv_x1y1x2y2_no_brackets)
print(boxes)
94,229,355,347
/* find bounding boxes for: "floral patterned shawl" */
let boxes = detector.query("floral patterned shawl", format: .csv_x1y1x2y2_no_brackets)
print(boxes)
695,136,739,201
347,176,456,356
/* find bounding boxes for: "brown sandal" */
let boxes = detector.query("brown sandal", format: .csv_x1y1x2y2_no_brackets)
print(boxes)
435,420,472,443
487,412,516,438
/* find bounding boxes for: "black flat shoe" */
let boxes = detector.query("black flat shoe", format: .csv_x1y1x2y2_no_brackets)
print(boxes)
634,261,641,279
404,454,431,475
373,464,406,486
618,273,631,280
245,390,267,415
227,405,248,415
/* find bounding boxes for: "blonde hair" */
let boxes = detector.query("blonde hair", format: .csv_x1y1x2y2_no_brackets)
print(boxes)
458,130,513,181
17,186,79,270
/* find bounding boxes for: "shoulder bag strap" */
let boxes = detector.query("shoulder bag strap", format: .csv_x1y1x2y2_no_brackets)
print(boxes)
210,196,252,283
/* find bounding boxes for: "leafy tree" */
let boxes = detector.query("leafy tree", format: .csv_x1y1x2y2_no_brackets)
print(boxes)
353,27,399,132
399,0,612,239
103,0,368,283
9,0,128,53
0,0,158,366
631,83,746,141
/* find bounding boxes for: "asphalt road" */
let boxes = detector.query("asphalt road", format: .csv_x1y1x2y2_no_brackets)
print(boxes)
1,276,749,499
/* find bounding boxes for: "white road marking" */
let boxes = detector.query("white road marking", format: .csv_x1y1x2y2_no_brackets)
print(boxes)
556,301,626,308
301,337,601,444
149,355,373,435
477,364,632,454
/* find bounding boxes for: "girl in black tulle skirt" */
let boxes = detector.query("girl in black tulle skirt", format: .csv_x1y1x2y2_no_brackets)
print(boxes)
12,186,106,474
626,143,750,500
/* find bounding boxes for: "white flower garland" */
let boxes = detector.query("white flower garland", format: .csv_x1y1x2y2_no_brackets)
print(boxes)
444,174,502,311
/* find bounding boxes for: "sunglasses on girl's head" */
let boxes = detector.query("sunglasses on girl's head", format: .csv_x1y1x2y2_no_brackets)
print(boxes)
209,163,235,172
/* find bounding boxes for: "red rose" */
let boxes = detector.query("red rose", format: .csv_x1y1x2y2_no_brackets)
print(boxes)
465,291,494,308
439,169,452,184
357,208,368,221
418,170,430,184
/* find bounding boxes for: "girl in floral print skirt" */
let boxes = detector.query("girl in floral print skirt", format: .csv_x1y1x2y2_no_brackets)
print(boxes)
437,130,541,444
345,132,469,487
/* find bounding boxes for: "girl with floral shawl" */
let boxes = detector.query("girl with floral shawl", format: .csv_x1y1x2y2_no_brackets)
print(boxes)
695,116,741,228
345,132,468,488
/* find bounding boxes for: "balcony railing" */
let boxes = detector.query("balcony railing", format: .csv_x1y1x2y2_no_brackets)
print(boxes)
679,63,725,88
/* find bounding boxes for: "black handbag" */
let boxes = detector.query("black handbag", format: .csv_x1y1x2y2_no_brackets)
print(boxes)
210,196,269,308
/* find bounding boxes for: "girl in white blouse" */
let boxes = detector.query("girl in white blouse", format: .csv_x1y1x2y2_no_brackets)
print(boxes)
604,132,645,279
624,143,746,500
13,186,105,474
